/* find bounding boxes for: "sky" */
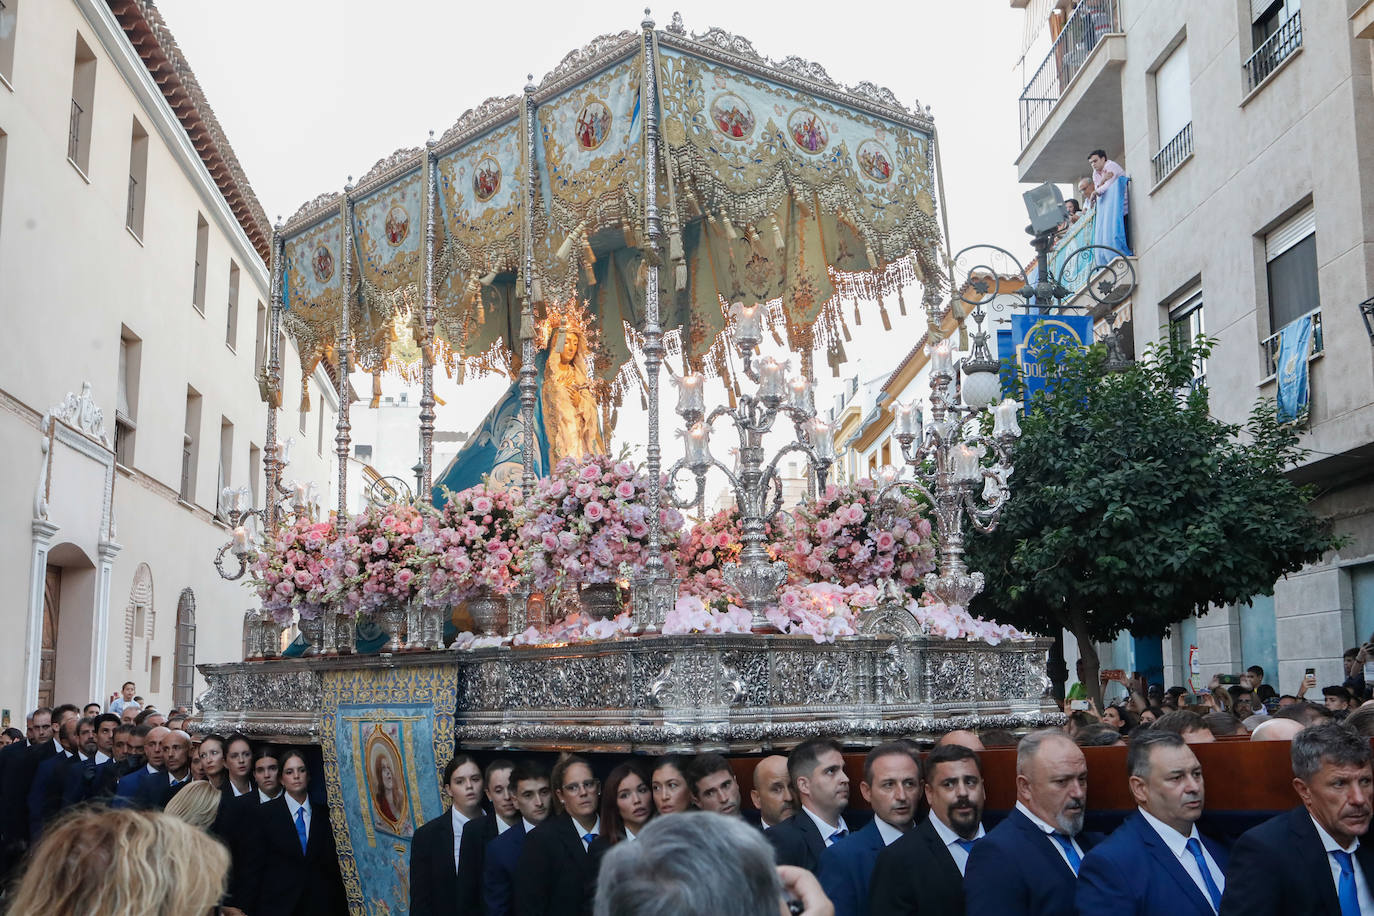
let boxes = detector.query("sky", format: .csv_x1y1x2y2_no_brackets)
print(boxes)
154,0,1034,481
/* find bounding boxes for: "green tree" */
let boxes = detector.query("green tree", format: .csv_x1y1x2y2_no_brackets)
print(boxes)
965,338,1339,709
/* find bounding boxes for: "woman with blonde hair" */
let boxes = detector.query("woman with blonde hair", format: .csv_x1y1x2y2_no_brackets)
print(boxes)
165,779,224,830
6,807,228,915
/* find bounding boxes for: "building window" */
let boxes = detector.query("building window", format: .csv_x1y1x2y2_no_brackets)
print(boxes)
217,418,233,516
1151,39,1192,185
149,655,162,693
126,118,148,238
225,260,240,349
124,563,154,668
181,387,201,503
68,33,96,173
317,401,325,455
1246,0,1301,91
254,301,267,378
116,328,140,466
1262,206,1323,374
0,0,17,86
173,589,196,708
192,213,208,313
354,443,373,462
1168,286,1206,386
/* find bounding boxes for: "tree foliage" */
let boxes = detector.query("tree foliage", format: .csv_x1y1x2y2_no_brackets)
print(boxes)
965,338,1338,698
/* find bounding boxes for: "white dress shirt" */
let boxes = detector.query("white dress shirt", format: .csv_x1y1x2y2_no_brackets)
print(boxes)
1015,801,1083,874
522,818,540,834
286,793,312,846
624,826,637,842
1313,815,1374,914
928,811,986,876
231,780,251,797
873,816,906,847
576,816,601,851
451,808,473,875
94,751,110,765
258,788,280,804
1137,807,1225,911
496,814,516,835
802,805,850,847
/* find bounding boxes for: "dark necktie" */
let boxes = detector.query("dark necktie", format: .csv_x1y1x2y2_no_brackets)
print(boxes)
1186,838,1222,911
1331,850,1361,916
1051,833,1081,875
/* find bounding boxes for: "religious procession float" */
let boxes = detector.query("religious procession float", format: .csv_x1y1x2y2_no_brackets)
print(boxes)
193,14,1057,905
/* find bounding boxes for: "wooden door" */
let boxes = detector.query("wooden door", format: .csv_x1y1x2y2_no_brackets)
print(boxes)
39,565,60,708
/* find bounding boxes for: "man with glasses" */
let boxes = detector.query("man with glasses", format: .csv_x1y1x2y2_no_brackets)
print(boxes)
515,754,601,916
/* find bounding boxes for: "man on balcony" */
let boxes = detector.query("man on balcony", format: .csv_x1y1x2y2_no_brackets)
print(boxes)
1088,150,1125,203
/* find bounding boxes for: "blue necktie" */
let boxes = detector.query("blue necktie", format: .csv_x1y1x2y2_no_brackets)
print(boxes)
828,828,848,846
582,832,597,847
1052,833,1081,875
295,806,309,855
1186,838,1222,911
1332,850,1360,916
956,838,978,854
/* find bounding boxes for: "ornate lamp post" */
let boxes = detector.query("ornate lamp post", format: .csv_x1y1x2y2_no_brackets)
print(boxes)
663,305,835,628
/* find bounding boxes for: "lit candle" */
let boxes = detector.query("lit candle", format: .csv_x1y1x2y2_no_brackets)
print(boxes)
684,423,711,467
757,357,787,403
952,444,983,482
993,398,1022,438
930,339,954,377
787,377,814,414
280,439,293,468
235,487,251,513
676,373,706,417
877,464,900,486
293,482,309,511
809,420,836,460
231,525,250,556
735,303,764,345
983,464,1010,504
895,401,923,438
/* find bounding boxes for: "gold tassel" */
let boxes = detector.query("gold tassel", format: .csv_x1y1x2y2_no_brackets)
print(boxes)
746,225,762,256
370,371,382,409
726,384,737,409
865,244,878,270
771,323,785,347
520,310,535,342
771,218,785,252
675,261,688,291
841,320,852,343
299,377,311,413
556,221,585,261
456,361,466,384
636,259,649,290
479,268,497,286
880,303,892,332
854,301,862,325
581,234,596,266
669,229,684,261
723,212,738,241
958,327,969,350
897,287,907,316
531,276,544,303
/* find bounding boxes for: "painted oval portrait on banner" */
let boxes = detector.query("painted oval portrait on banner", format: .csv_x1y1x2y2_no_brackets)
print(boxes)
710,93,755,141
312,244,334,283
788,109,829,154
384,205,410,246
473,156,502,202
574,99,612,151
365,725,414,838
857,139,894,183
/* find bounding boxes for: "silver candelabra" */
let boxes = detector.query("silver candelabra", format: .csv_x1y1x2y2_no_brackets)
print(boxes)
214,439,312,580
664,304,835,628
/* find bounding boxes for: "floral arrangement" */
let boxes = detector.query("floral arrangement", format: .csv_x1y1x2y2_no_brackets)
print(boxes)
518,454,686,591
250,518,339,624
663,594,753,635
325,503,431,615
908,598,1028,646
786,479,936,590
765,582,872,643
424,483,524,604
677,507,785,606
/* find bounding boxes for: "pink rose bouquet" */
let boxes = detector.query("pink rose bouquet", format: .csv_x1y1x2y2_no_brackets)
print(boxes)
677,507,786,607
250,518,339,624
425,484,524,603
908,598,1029,645
765,581,879,643
518,454,685,591
326,503,432,615
786,479,936,591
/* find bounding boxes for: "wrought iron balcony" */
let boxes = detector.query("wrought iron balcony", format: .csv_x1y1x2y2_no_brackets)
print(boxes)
67,99,83,163
1151,122,1193,186
1018,0,1121,147
1246,11,1302,92
1262,309,1323,377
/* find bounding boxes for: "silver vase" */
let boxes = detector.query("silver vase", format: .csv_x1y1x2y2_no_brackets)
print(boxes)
403,600,425,651
298,614,324,658
579,582,622,620
468,588,507,638
377,603,407,654
419,602,446,650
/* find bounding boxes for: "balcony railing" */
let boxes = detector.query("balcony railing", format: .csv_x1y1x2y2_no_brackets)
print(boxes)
126,175,140,232
1151,122,1193,186
1246,10,1302,92
1018,0,1121,147
1262,308,1323,377
67,99,83,162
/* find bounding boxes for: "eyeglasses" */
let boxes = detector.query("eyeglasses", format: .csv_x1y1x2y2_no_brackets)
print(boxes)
562,778,599,794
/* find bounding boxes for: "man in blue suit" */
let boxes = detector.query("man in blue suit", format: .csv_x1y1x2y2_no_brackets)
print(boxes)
484,761,552,916
1076,729,1228,915
817,742,921,916
965,729,1102,916
113,724,168,808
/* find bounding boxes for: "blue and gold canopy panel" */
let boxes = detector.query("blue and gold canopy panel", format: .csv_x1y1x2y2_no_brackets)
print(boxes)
276,17,944,421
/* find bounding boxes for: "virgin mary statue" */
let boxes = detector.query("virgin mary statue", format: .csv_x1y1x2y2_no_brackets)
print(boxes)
541,325,605,464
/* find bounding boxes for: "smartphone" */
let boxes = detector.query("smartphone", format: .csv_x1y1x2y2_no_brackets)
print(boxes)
1218,674,1243,686
1182,693,1198,706
1306,667,1316,680
1070,700,1090,711
1100,668,1125,681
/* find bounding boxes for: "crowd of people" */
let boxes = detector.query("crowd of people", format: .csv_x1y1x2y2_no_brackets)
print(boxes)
1,672,1372,915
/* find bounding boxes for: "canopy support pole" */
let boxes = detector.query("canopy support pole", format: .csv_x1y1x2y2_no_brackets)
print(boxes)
335,182,355,522
420,135,438,501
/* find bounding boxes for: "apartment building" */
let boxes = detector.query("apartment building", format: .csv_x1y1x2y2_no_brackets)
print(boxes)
1011,0,1374,695
0,0,335,714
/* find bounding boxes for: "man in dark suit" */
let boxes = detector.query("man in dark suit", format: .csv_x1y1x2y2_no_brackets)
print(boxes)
136,728,193,809
60,713,113,808
113,724,168,807
513,755,600,916
485,761,552,916
965,729,1102,916
1220,722,1374,915
688,753,747,819
0,705,53,878
750,754,794,830
243,747,347,916
452,759,519,914
218,745,284,914
869,742,987,915
28,715,82,838
409,753,485,915
1077,729,1228,915
818,742,921,916
767,737,851,872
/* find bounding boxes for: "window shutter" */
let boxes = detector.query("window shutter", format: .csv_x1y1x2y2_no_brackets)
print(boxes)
117,341,130,417
1154,42,1191,145
1252,0,1280,24
1265,206,1316,261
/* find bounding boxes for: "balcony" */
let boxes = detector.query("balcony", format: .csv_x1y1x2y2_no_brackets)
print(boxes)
1016,0,1126,183
1246,11,1302,94
1261,309,1323,378
1151,122,1192,187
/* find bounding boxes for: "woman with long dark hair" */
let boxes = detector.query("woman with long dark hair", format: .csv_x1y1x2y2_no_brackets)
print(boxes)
590,761,652,859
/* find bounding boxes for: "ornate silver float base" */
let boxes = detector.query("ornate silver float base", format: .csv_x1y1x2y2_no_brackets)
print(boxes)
195,633,1059,752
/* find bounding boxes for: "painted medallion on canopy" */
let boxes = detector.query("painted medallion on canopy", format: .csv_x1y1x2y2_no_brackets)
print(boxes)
575,100,612,150
384,206,409,246
313,245,334,282
473,156,501,202
788,109,828,154
710,93,755,140
858,140,893,183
